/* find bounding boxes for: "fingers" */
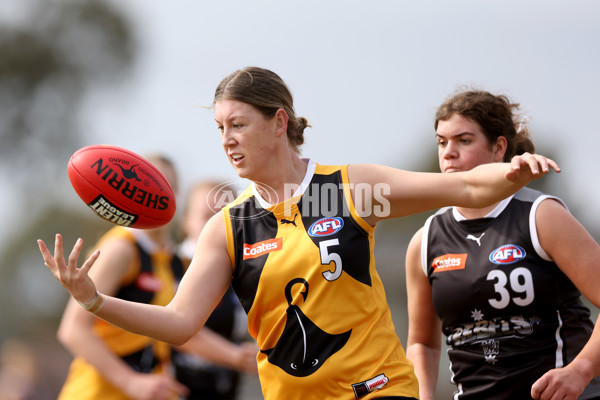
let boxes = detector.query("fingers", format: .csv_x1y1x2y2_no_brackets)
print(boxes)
171,380,190,397
156,373,190,398
67,238,84,270
531,369,583,400
38,235,95,278
531,376,547,399
547,158,561,173
509,153,561,182
54,233,65,265
80,249,100,275
37,239,51,266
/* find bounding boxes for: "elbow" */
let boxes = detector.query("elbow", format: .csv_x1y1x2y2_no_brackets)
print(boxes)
164,306,204,346
56,323,71,347
170,330,195,347
167,320,199,346
56,323,80,355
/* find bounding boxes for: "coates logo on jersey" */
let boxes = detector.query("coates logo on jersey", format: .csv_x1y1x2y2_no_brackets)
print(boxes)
308,217,344,237
489,244,526,265
432,253,468,273
243,238,283,260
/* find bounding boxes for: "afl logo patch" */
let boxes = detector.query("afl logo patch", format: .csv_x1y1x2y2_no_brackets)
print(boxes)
489,244,526,265
308,217,344,237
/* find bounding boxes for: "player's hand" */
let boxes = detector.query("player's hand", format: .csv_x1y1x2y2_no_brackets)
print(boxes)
37,234,100,305
235,341,260,374
505,152,560,182
124,372,189,400
531,364,589,400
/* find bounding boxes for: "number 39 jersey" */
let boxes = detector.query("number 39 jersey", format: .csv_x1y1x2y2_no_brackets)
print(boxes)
422,187,600,399
223,160,418,400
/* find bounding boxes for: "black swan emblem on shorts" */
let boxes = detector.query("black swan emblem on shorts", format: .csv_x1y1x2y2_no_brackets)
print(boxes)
260,277,351,377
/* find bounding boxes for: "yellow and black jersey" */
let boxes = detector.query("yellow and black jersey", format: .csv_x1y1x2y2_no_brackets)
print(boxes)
223,160,418,400
58,227,184,400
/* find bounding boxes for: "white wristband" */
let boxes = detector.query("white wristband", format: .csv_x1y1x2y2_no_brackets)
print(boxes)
77,291,104,314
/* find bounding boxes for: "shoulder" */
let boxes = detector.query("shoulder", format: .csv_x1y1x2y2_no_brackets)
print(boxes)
202,211,228,248
513,187,564,207
223,185,254,212
89,228,139,290
407,227,424,255
535,195,569,221
406,227,426,277
94,227,137,255
514,187,567,223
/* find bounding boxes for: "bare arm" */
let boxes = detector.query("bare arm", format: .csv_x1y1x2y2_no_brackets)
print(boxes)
38,213,232,347
348,153,560,226
531,199,600,400
405,228,442,400
177,328,259,374
56,237,188,400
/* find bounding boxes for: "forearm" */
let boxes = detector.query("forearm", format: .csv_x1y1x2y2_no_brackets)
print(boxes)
461,153,558,208
568,320,600,384
460,163,528,208
94,295,197,346
177,328,244,370
406,343,440,400
65,331,144,390
58,303,148,391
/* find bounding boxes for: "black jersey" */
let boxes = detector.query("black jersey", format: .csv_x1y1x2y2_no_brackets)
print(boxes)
422,187,600,399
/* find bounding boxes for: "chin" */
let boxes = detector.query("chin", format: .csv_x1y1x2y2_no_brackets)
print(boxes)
233,167,250,180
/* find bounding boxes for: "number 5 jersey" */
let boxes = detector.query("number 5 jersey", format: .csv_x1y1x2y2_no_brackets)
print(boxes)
223,160,419,400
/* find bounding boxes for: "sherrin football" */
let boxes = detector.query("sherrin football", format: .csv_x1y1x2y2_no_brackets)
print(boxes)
67,144,176,229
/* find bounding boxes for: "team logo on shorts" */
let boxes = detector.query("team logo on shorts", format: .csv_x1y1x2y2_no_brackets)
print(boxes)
308,217,343,237
489,244,526,265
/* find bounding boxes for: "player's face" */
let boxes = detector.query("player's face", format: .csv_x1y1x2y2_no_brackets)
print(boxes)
215,99,279,180
436,113,504,173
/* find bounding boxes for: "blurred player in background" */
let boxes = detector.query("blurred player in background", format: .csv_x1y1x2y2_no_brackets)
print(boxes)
55,154,188,400
172,181,259,400
405,90,600,400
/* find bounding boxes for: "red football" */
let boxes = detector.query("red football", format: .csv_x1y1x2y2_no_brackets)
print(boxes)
67,144,176,229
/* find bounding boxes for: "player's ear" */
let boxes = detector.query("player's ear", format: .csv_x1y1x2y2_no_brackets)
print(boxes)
274,108,289,138
493,136,508,162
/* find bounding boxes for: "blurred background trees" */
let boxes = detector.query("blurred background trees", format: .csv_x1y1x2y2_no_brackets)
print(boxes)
0,0,135,396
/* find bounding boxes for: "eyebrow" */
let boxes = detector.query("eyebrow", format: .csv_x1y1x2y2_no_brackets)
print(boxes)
215,113,245,124
436,131,476,139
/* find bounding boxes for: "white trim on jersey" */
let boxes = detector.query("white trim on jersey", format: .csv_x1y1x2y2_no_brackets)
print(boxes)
451,194,514,221
529,195,567,262
251,158,316,209
555,310,565,368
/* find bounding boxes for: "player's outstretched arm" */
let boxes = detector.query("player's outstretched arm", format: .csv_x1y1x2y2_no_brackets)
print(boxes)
38,215,232,346
37,234,187,344
349,152,560,225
